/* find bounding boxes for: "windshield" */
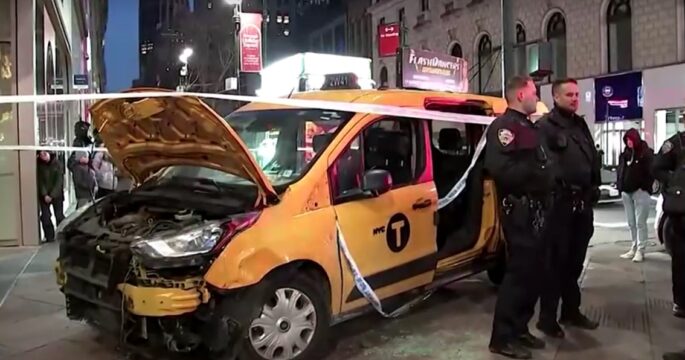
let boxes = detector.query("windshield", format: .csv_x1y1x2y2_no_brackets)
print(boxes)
152,108,355,188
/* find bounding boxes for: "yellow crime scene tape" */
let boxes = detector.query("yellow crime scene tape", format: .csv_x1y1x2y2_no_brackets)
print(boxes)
0,90,493,318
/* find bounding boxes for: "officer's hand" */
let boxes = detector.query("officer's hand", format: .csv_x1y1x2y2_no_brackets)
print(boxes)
591,187,601,204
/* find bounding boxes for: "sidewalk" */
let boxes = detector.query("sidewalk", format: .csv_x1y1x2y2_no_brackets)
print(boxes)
0,238,681,359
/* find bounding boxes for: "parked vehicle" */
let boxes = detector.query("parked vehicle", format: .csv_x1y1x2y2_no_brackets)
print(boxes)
54,86,548,359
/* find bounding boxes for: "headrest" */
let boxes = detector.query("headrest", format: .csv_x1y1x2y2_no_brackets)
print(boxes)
366,128,411,158
439,128,462,151
312,133,334,153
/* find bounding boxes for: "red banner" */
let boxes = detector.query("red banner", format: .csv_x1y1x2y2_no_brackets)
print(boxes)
378,23,400,57
239,13,263,73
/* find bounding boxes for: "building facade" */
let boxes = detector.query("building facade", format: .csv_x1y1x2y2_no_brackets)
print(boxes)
137,0,190,89
0,0,107,246
345,0,373,59
368,0,685,166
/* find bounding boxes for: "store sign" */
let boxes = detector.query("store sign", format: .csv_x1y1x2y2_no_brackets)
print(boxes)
73,74,89,90
239,13,263,73
50,78,65,90
397,48,468,93
594,71,643,122
378,23,401,57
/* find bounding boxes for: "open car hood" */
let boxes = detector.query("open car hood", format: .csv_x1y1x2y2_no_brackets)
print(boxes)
88,88,277,204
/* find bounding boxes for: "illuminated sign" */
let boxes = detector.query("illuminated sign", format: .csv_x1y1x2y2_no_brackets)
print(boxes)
378,23,401,57
321,73,361,90
397,47,468,93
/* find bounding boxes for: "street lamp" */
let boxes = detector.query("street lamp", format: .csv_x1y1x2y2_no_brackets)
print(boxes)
178,47,193,91
179,47,193,64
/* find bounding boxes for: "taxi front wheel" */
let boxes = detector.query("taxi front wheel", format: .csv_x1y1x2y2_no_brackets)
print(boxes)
240,270,331,360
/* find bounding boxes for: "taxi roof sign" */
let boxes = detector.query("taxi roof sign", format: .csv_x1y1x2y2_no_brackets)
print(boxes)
321,73,361,90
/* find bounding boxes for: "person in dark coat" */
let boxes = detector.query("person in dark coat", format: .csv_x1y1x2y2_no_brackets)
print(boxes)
37,150,65,242
67,120,96,208
616,128,655,262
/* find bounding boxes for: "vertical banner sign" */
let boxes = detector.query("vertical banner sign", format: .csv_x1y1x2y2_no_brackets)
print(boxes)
239,13,263,73
398,48,468,92
378,23,401,57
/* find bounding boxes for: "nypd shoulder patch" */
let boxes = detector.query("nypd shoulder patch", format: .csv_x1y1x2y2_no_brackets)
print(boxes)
661,141,673,154
498,128,515,146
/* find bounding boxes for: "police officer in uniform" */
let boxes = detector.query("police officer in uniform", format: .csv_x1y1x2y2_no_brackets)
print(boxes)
487,75,556,359
652,131,685,360
535,78,601,338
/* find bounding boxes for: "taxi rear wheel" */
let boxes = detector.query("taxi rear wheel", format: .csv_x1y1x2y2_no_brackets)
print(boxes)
241,270,331,360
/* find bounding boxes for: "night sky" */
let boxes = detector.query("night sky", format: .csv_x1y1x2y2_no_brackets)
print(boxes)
104,0,139,92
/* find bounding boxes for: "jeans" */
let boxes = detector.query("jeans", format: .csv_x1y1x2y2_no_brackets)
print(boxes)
621,189,651,251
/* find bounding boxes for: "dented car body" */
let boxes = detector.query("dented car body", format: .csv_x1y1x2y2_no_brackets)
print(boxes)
55,88,546,359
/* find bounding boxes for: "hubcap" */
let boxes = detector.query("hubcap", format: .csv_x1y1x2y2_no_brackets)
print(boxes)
249,288,317,359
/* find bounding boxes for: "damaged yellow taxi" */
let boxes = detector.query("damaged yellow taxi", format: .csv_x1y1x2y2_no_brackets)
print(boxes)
54,87,546,359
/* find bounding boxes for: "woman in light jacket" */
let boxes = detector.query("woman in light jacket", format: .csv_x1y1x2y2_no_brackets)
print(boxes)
92,130,118,198
617,128,655,262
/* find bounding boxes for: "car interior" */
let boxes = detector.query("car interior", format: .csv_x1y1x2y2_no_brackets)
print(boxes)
431,121,489,259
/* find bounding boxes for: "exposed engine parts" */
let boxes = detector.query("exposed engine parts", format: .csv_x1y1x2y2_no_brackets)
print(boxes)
105,206,204,239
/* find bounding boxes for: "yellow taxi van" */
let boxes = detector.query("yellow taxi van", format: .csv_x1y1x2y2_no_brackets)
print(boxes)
54,83,547,360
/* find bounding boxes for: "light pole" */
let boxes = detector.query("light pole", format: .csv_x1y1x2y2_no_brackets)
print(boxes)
226,0,242,94
178,47,193,92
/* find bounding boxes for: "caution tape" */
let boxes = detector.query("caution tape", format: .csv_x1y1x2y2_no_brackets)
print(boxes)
0,91,494,125
0,89,493,318
336,221,433,318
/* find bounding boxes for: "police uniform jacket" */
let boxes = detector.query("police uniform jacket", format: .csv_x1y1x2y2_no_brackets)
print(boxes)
537,107,601,197
484,108,555,198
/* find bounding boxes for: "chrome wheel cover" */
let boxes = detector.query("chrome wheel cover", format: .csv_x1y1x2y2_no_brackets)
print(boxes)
248,288,317,359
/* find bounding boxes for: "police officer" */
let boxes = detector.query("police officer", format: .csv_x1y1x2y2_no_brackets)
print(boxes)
652,131,685,360
535,78,601,339
487,75,555,359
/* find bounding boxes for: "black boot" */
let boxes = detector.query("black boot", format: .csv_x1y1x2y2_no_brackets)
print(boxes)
537,321,565,338
674,304,685,319
489,341,533,359
518,332,546,349
560,312,599,330
664,350,685,360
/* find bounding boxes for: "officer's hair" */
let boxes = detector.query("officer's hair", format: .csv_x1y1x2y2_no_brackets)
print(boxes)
551,78,578,95
504,75,533,102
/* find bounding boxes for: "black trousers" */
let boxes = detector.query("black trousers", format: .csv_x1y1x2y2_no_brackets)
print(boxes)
39,199,65,242
96,188,115,199
539,195,594,325
668,216,685,307
490,202,546,347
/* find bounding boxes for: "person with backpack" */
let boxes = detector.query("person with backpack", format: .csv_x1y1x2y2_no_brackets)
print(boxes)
617,128,655,263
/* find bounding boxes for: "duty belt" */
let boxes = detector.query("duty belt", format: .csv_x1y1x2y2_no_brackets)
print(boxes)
557,187,587,213
502,194,549,236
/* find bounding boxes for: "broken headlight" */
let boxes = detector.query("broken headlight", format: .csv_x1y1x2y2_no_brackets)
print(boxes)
131,221,224,259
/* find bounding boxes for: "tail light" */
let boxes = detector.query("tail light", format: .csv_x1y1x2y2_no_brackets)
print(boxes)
213,211,261,252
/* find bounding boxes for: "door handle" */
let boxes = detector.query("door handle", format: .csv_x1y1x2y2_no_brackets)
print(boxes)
412,199,433,210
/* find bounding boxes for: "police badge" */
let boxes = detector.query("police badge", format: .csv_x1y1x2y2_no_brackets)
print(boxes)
498,128,515,146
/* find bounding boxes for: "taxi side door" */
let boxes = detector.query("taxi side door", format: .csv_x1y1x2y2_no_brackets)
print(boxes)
327,116,438,313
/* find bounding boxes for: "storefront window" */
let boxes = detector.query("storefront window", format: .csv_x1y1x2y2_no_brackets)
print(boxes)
0,40,20,246
595,120,644,167
655,108,685,150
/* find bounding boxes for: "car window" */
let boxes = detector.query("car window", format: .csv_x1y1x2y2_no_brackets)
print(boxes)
431,120,469,155
329,117,425,201
224,108,354,186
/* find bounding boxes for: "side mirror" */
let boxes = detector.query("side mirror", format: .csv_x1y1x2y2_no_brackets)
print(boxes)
362,169,393,196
